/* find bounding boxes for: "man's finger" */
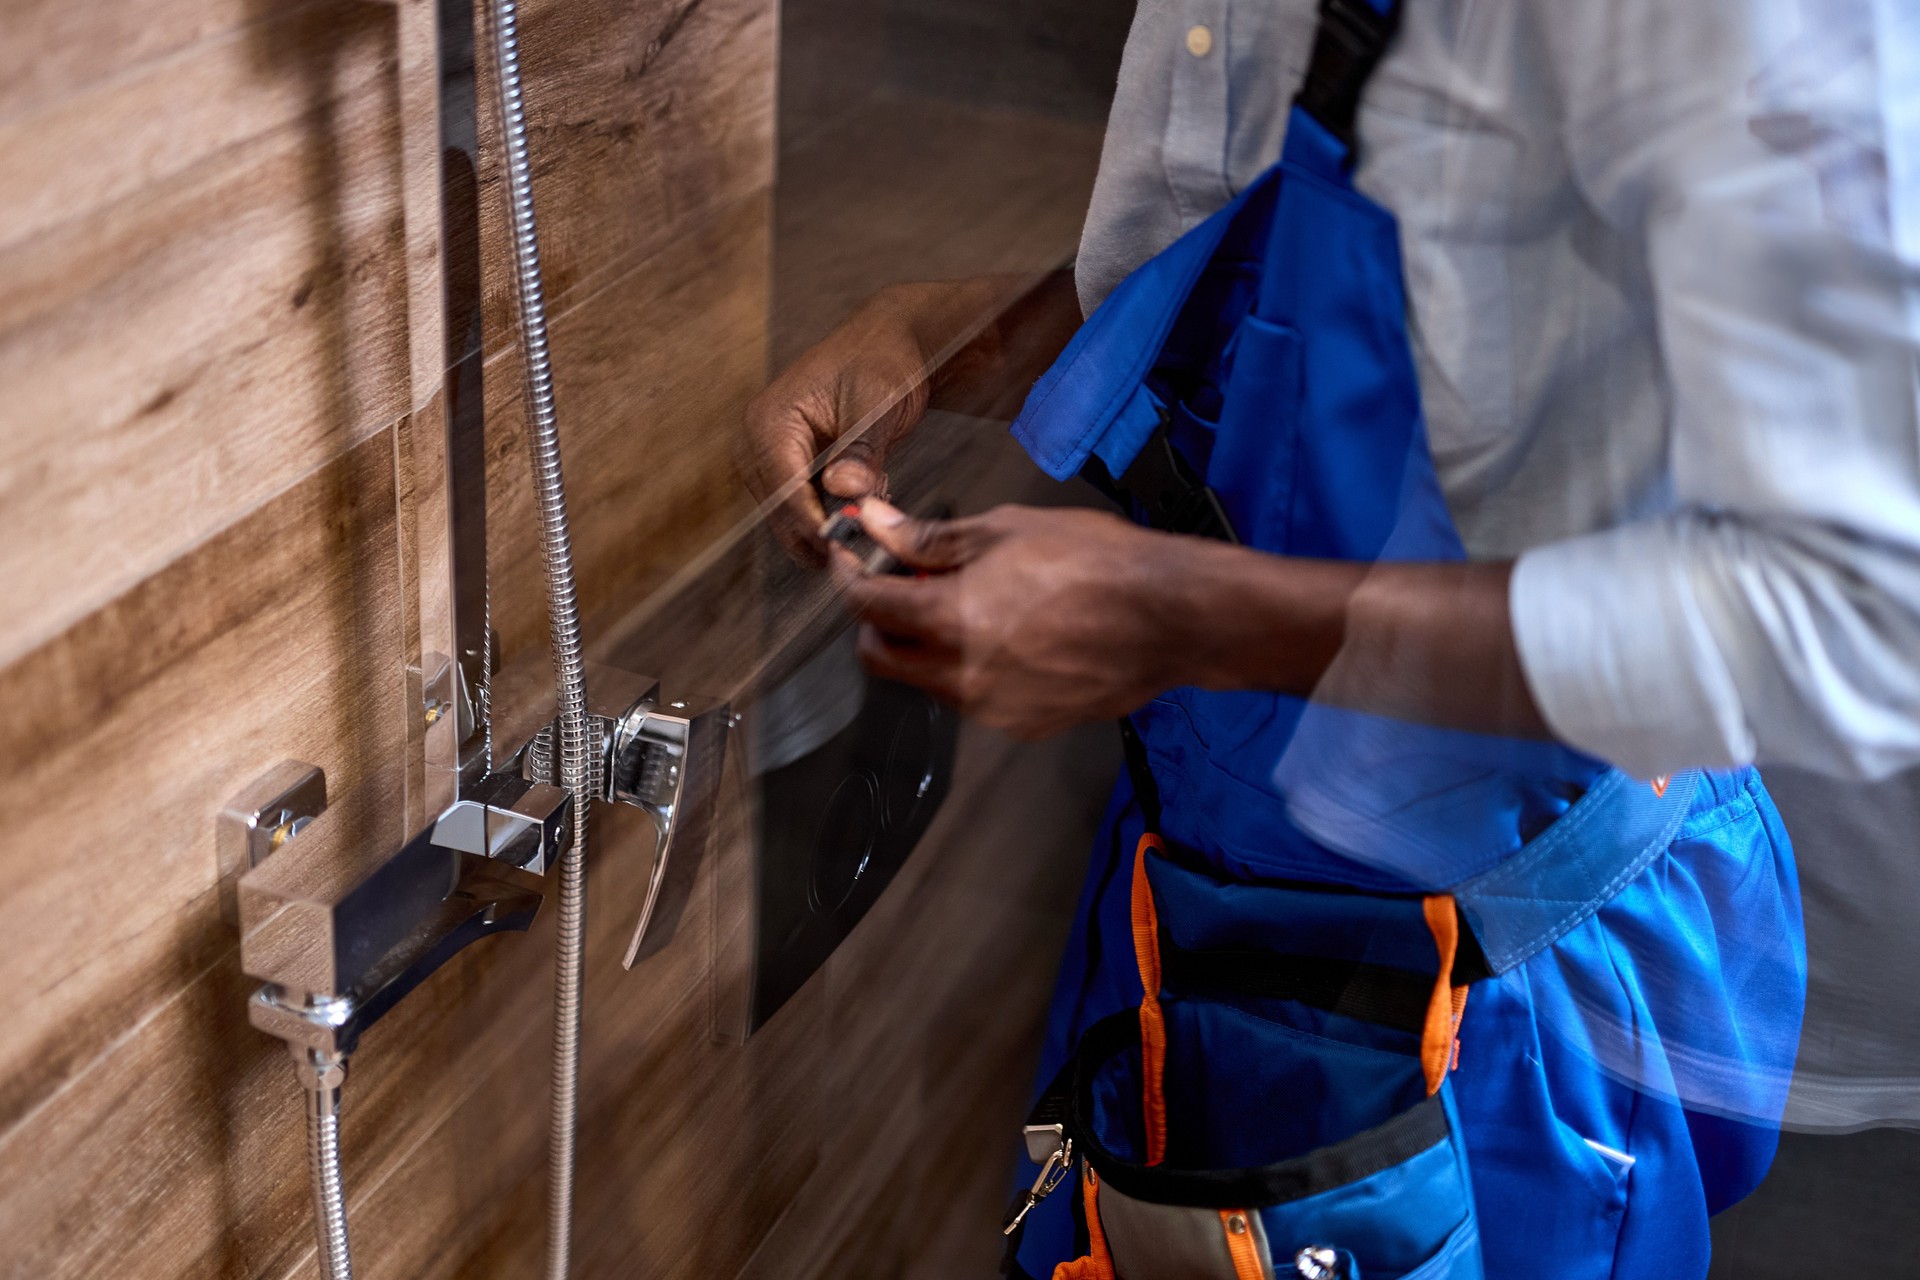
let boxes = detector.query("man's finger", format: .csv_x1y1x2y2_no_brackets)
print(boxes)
770,463,829,566
821,458,880,498
821,427,893,499
857,498,996,571
831,546,963,642
768,501,826,569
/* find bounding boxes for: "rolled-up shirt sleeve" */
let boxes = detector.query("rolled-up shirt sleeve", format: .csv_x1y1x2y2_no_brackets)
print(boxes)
1509,0,1920,780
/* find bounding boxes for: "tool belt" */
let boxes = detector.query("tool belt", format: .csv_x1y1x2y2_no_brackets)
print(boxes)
1002,719,1484,1280
1000,707,1698,1280
1004,854,1483,1280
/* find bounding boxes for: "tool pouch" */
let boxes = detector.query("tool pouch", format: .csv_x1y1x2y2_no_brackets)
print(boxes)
1009,836,1485,1280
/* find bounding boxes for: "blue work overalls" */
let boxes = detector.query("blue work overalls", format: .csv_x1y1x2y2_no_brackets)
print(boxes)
1000,2,1807,1276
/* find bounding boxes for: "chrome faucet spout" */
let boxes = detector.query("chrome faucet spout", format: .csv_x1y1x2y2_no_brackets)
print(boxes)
238,798,557,1007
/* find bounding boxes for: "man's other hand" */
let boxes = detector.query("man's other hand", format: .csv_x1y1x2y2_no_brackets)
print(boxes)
833,499,1191,739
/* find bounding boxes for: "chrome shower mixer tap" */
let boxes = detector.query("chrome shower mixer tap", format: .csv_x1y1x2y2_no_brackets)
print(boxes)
226,663,728,1278
219,0,729,1270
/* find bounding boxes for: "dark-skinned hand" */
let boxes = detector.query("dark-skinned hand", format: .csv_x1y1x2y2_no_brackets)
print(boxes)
832,498,1195,740
736,288,935,568
833,498,1553,744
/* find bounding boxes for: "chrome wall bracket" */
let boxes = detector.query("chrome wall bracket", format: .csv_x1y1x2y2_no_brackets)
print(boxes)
217,761,329,927
434,770,574,874
233,770,559,1048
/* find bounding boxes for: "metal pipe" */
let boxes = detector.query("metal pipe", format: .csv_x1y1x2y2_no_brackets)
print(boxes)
298,1048,354,1280
483,1,594,1275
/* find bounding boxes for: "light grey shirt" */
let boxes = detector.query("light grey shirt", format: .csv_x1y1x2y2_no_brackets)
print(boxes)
1078,0,1920,780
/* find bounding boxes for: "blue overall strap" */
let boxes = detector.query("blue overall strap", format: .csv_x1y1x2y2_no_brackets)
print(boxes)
1010,205,1248,483
1450,772,1700,974
1010,0,1408,488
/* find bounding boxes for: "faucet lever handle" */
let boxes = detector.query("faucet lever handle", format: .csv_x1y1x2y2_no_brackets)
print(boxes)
606,691,730,968
515,668,732,967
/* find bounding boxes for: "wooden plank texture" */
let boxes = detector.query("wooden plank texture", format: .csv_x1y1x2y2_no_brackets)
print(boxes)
1,0,314,123
0,3,396,257
483,192,774,669
0,0,774,670
0,13,410,667
474,0,777,361
770,91,1103,365
0,0,1122,1272
0,430,409,1145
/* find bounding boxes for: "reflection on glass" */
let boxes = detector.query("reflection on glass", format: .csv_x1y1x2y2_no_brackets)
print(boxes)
537,2,1128,1039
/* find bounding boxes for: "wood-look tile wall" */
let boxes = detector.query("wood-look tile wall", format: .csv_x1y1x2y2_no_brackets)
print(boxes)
0,0,1117,1274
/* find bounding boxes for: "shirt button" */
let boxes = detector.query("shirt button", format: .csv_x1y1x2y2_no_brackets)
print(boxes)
1186,24,1214,57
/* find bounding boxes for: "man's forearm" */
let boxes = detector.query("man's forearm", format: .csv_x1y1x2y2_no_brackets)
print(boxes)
1164,539,1552,739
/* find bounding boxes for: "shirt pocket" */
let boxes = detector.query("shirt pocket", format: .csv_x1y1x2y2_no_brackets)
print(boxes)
1357,105,1530,464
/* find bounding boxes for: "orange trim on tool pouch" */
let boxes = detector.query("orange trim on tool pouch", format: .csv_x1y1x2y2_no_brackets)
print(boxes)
1419,895,1469,1095
1219,1210,1268,1280
1049,1168,1117,1280
1131,833,1169,1166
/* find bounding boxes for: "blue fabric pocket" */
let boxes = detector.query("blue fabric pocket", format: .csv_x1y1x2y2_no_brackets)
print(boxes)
1070,1004,1485,1280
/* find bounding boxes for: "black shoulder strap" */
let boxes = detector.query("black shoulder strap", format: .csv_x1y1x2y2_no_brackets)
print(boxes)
1295,0,1404,154
1084,409,1241,546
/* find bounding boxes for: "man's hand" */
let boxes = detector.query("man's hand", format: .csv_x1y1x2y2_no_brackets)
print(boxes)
739,273,1084,567
833,500,1195,739
738,286,942,567
834,498,1554,743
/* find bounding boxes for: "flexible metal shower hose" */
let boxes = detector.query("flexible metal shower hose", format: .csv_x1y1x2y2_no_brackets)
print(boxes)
307,1068,354,1280
486,0,595,1275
